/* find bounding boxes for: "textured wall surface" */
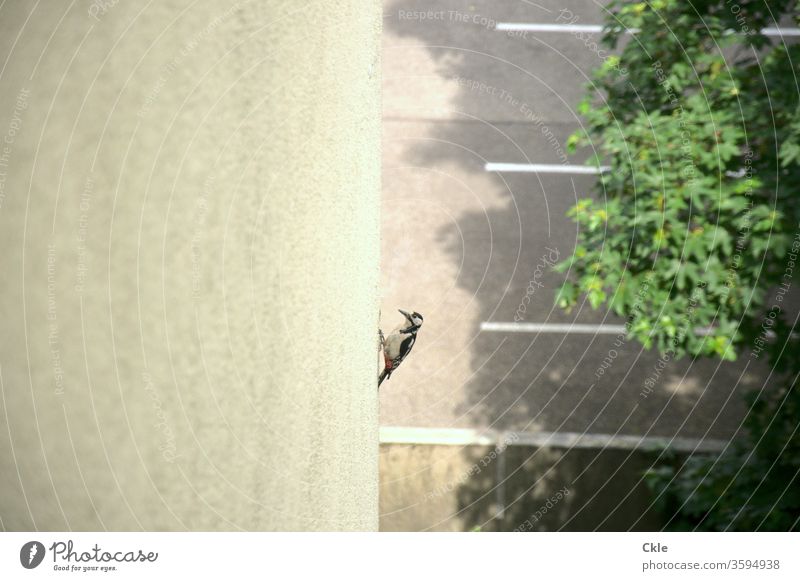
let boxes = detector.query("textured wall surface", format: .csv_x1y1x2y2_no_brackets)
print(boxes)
0,0,380,531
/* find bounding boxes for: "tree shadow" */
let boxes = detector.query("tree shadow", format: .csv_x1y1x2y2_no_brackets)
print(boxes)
381,0,779,530
456,445,665,531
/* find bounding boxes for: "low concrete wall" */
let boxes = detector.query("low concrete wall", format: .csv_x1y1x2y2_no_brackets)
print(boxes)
0,0,380,531
380,444,664,531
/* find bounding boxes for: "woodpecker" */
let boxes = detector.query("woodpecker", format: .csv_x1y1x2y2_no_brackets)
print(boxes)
379,309,423,387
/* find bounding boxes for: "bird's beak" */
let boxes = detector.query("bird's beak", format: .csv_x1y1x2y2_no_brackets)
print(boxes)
398,309,411,320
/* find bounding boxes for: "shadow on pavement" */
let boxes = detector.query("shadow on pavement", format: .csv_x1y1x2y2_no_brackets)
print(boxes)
380,0,771,531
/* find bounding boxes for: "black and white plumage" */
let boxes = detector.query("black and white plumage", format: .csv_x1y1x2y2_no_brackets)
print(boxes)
378,309,423,388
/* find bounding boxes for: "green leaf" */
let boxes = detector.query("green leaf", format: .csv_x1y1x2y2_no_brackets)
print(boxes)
588,288,607,309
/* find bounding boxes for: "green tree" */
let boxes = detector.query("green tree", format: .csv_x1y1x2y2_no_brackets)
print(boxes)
557,0,800,530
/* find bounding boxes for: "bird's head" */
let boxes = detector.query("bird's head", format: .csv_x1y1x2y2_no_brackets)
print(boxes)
399,309,423,329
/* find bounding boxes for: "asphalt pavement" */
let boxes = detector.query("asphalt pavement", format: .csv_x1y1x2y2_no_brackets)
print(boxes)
378,0,774,441
378,0,782,530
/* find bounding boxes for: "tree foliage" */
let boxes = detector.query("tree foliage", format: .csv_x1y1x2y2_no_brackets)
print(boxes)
557,0,800,530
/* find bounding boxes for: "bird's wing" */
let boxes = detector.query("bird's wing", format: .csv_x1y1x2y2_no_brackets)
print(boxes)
393,334,416,364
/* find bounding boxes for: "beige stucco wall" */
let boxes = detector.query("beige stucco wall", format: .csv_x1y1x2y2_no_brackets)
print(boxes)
0,0,380,531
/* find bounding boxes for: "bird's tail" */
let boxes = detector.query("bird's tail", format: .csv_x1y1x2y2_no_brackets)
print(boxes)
378,368,388,388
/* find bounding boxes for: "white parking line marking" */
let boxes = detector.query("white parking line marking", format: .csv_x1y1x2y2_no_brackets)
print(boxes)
497,23,607,33
379,426,728,453
485,162,610,174
496,22,800,37
484,322,626,334
480,322,717,336
761,27,800,37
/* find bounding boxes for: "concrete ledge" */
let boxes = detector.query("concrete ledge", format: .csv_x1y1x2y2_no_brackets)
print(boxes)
380,426,728,453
